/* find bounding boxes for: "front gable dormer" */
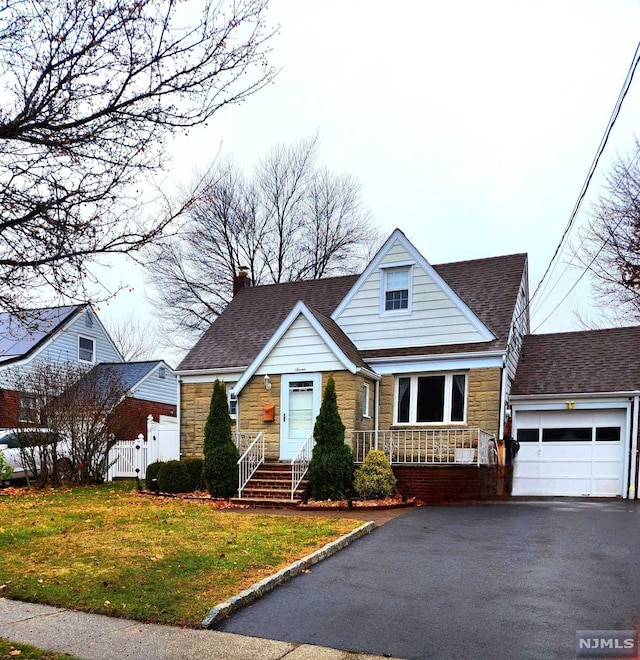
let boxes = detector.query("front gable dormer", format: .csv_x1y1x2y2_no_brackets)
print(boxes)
332,229,495,351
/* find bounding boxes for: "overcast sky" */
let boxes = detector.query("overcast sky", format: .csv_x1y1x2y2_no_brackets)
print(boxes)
98,0,640,362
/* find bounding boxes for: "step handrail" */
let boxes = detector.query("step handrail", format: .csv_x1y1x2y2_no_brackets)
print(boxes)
290,431,314,500
237,432,265,497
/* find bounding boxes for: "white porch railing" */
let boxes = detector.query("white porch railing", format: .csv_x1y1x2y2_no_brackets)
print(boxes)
237,432,265,497
350,429,496,466
291,431,315,500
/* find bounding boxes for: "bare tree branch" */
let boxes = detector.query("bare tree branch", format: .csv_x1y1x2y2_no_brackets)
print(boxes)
146,137,381,342
0,0,276,319
572,138,640,324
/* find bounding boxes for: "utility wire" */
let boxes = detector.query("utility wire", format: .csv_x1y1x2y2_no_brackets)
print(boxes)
532,150,640,332
525,41,640,327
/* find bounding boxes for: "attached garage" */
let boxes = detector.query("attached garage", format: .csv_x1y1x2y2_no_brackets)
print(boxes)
511,407,629,497
509,329,640,500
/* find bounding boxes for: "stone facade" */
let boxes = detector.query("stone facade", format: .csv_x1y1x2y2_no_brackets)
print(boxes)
180,381,215,459
180,371,377,461
180,368,500,460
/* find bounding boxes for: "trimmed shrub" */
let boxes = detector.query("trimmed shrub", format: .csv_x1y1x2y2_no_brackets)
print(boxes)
145,460,164,491
308,376,353,500
353,449,396,499
157,460,191,494
183,457,204,492
203,380,239,498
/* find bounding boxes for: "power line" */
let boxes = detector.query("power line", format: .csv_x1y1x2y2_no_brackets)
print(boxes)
526,41,640,327
532,149,640,332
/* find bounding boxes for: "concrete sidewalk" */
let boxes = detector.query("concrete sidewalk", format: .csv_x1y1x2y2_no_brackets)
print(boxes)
1,598,403,659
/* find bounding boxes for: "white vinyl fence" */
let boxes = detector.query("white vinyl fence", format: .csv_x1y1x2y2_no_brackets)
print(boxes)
107,414,179,481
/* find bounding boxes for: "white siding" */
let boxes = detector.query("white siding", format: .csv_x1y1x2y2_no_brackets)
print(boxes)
131,367,178,406
335,241,487,350
259,315,345,374
504,271,529,395
0,309,122,387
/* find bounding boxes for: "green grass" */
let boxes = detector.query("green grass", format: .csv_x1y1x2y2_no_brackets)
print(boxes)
0,482,362,627
0,639,80,659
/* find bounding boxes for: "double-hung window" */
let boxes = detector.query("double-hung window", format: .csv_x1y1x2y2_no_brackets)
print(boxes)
395,373,466,424
382,267,411,313
78,336,95,363
19,395,38,424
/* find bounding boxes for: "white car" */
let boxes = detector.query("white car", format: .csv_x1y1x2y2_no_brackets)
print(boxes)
0,429,73,482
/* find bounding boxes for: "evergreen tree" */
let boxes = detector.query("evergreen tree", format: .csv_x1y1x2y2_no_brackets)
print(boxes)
308,376,353,499
203,380,239,498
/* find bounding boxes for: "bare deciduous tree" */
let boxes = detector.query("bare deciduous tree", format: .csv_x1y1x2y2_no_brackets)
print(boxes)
104,314,166,362
0,0,276,320
574,139,640,323
146,136,381,341
8,361,129,486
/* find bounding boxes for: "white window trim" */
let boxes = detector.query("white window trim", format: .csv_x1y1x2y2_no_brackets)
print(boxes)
363,382,371,419
78,335,95,363
379,263,413,316
394,372,467,425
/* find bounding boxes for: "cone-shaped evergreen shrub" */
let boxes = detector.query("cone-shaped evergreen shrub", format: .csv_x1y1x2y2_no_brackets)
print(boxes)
308,376,353,500
203,380,239,498
353,449,396,499
157,460,191,493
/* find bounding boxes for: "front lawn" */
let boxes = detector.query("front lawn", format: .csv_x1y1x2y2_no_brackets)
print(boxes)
0,482,362,626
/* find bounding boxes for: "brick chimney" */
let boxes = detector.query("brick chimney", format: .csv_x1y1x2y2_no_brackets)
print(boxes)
233,267,252,295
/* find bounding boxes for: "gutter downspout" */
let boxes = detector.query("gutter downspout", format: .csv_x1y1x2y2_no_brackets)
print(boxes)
374,379,380,450
630,395,639,500
498,354,508,440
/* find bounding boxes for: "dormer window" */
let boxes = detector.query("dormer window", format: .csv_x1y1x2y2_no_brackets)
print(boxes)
381,265,412,315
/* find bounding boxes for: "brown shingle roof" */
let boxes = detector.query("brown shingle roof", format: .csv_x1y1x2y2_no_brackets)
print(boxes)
177,252,527,372
177,276,359,371
511,327,640,396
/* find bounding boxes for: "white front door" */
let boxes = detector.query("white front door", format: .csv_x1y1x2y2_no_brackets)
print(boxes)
280,374,321,460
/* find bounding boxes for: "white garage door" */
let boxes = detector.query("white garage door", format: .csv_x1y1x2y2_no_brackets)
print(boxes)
512,408,626,497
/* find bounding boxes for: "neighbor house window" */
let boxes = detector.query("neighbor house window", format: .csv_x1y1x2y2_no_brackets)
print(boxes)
226,384,237,418
19,395,38,424
395,373,466,424
78,336,95,363
363,383,370,418
383,268,410,312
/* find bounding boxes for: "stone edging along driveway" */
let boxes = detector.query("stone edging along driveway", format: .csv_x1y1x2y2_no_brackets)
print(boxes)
201,521,377,628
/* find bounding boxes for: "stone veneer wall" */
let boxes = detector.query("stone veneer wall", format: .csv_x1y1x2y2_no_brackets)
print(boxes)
180,381,215,459
180,371,377,460
377,367,501,436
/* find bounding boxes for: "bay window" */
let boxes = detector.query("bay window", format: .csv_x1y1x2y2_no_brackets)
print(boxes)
395,373,466,424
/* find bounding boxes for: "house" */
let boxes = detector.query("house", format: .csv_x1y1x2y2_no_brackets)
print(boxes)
0,304,177,440
0,304,123,427
85,361,177,439
177,229,529,501
509,328,640,498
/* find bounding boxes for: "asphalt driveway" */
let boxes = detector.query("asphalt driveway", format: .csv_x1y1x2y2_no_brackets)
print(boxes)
216,500,640,660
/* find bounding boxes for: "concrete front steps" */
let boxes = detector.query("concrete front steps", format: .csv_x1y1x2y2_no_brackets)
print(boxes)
231,462,308,508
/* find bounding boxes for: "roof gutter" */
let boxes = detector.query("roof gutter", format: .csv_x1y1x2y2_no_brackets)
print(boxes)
365,349,506,364
356,367,381,381
176,366,248,377
510,390,640,402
